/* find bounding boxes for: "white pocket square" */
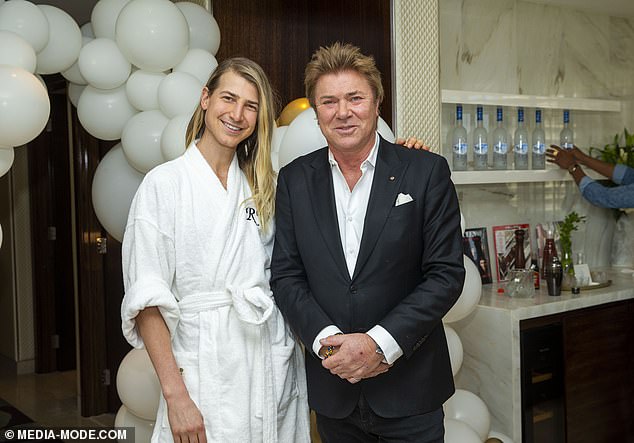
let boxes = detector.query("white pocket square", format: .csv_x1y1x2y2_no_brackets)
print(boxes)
395,193,414,206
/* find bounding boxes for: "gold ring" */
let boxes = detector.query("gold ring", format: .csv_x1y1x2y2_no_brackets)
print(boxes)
553,150,559,157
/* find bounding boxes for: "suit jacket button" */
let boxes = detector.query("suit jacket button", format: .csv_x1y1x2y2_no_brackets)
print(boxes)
350,285,357,294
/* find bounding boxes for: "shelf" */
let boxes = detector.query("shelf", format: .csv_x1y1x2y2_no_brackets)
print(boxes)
451,168,603,185
442,89,621,112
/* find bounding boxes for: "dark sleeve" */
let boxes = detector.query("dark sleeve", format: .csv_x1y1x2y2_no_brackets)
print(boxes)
270,168,334,350
380,155,465,358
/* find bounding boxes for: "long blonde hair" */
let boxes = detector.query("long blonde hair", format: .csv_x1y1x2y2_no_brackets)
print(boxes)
186,58,277,231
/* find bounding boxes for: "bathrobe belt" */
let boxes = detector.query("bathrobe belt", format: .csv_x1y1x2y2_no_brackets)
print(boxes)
178,288,278,443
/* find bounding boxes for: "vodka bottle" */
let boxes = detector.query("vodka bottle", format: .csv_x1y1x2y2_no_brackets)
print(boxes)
452,105,468,170
513,108,529,170
531,109,546,169
491,107,508,170
559,109,573,149
472,105,488,170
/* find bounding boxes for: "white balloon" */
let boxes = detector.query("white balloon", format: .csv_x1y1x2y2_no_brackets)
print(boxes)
0,30,36,73
61,36,93,85
77,85,137,140
173,49,217,85
0,222,3,249
444,325,463,377
121,110,169,173
125,70,166,111
272,125,287,155
0,66,50,147
277,108,326,168
0,0,49,53
443,255,482,324
377,117,396,142
278,107,397,168
0,147,14,177
91,144,144,242
175,2,220,55
114,405,154,442
36,5,82,75
443,389,491,441
34,73,45,88
158,71,201,119
488,430,515,443
460,212,466,235
271,125,288,172
91,0,131,40
161,115,190,162
67,83,85,108
443,418,482,443
80,22,95,38
115,0,189,72
79,38,131,90
116,349,160,420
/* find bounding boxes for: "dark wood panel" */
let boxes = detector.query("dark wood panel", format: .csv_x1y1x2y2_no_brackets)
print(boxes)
104,236,127,412
563,302,634,443
306,0,393,125
213,0,392,126
72,107,108,415
28,74,75,374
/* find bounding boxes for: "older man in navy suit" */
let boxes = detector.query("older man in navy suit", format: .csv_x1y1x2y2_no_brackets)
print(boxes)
271,42,465,443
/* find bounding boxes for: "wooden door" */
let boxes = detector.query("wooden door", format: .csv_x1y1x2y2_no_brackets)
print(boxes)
70,107,129,416
28,74,76,374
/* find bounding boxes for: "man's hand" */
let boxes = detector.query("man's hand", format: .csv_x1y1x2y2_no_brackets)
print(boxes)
546,144,578,169
320,333,390,383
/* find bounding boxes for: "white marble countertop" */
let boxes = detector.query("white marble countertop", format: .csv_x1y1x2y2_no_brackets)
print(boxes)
475,267,634,320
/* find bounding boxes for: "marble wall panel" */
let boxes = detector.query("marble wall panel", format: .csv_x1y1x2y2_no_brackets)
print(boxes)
440,0,631,268
441,0,518,93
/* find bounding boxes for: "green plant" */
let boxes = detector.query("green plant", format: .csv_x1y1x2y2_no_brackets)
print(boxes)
559,211,586,275
589,128,634,169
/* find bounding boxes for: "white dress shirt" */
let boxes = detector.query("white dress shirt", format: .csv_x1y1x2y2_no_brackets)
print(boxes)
311,133,403,364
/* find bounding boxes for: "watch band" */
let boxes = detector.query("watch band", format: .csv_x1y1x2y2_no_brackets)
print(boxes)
375,344,384,356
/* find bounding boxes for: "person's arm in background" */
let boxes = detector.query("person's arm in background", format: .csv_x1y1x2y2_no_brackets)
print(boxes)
546,145,634,208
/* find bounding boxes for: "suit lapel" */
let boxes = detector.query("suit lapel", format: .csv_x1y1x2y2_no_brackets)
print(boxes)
352,139,408,280
306,151,350,280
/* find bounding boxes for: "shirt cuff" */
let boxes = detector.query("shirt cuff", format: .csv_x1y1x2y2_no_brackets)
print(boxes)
613,164,628,184
578,175,594,194
367,325,403,365
312,325,343,358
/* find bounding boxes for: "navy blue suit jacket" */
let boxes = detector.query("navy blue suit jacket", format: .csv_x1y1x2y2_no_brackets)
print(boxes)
271,137,465,418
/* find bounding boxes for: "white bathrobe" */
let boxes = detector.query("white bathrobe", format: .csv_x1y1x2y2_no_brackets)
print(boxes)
121,143,310,443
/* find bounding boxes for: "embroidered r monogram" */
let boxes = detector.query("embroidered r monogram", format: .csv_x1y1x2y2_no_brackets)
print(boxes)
245,207,260,226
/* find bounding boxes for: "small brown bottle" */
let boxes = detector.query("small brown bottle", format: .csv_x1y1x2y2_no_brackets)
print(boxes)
514,229,526,269
530,254,540,290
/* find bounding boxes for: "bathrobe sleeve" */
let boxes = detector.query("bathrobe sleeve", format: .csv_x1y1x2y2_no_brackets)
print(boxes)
121,169,179,349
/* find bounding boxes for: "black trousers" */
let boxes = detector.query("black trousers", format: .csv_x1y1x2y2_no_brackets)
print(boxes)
315,394,444,443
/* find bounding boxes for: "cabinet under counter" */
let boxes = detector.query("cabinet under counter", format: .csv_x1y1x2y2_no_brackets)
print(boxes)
451,268,634,443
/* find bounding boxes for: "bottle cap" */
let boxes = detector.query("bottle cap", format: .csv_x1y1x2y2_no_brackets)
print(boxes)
497,287,505,294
